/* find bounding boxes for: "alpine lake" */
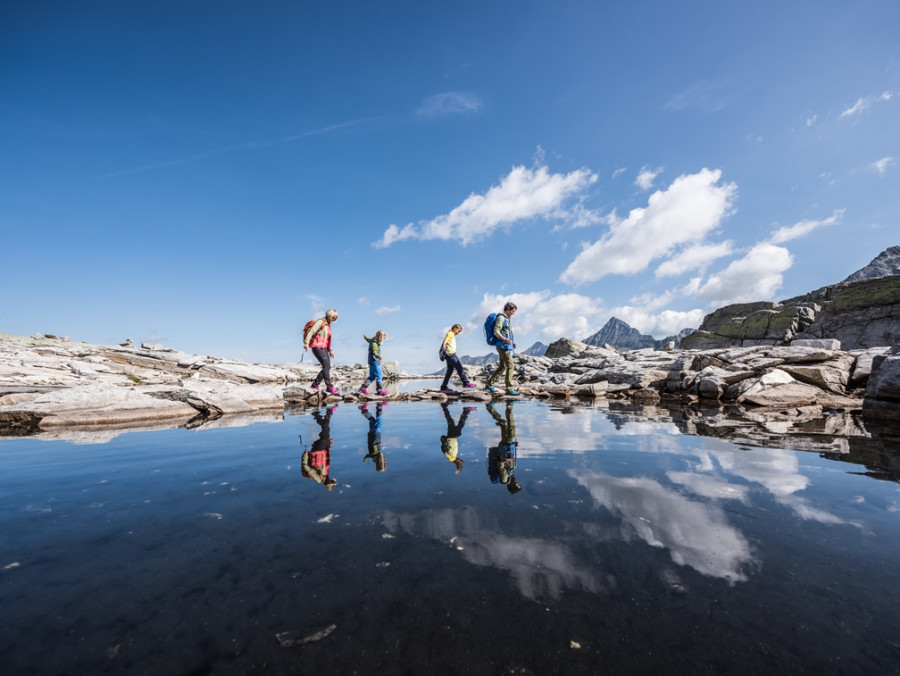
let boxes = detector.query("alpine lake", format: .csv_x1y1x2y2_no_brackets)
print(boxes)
2,384,900,675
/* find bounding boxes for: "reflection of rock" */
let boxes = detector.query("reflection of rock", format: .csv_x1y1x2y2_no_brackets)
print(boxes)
572,471,752,582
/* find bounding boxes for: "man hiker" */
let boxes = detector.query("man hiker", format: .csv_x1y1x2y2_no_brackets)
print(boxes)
485,302,518,396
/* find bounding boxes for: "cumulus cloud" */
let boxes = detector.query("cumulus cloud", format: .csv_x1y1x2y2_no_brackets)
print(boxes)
870,157,895,175
416,91,483,118
654,241,735,278
469,291,606,344
559,168,737,285
610,306,707,338
375,305,401,316
767,209,843,244
694,243,793,305
374,163,598,248
635,166,663,190
839,90,894,119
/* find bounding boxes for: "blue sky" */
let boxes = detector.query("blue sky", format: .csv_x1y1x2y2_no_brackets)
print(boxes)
3,1,898,374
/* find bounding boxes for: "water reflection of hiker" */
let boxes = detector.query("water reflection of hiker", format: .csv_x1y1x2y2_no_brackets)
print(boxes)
440,402,476,474
486,401,521,494
301,405,338,490
359,402,387,472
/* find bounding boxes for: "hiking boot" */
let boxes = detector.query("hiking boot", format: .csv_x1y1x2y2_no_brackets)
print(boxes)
326,386,340,396
310,385,320,392
377,390,389,396
485,386,497,393
358,387,369,394
440,387,455,394
505,390,519,396
463,382,477,389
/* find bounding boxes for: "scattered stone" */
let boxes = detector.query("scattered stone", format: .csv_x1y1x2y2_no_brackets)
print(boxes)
276,624,337,648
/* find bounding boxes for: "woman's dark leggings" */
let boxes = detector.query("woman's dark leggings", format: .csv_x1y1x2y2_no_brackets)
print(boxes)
311,347,333,388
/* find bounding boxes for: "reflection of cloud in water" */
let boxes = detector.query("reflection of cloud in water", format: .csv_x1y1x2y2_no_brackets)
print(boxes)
667,471,749,502
573,471,753,583
694,447,847,525
701,447,808,496
473,406,684,458
381,506,603,602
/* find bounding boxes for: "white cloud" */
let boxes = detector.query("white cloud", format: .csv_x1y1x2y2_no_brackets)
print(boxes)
694,243,793,305
375,305,401,316
635,166,663,190
416,91,483,118
767,209,843,245
612,167,628,178
469,291,606,344
870,157,895,175
374,163,598,248
805,114,817,127
559,168,737,285
358,297,370,306
654,241,735,277
609,305,707,337
839,90,894,119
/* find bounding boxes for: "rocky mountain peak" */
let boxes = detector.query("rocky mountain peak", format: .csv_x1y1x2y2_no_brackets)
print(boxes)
843,246,900,282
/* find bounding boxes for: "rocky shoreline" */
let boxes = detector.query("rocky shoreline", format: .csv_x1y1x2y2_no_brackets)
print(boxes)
1,333,898,449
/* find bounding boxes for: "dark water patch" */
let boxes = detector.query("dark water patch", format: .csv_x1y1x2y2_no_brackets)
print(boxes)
1,400,899,674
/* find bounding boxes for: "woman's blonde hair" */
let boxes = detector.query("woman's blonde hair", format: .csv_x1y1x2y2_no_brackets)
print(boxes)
451,323,463,332
325,309,339,322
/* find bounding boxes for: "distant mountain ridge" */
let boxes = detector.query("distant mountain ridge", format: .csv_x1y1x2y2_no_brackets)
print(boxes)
458,341,547,366
582,317,694,351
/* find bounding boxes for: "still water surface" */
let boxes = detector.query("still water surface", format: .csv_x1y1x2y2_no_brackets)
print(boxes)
1,400,899,674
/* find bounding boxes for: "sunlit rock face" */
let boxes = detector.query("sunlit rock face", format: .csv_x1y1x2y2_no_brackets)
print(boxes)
863,344,900,423
682,274,900,351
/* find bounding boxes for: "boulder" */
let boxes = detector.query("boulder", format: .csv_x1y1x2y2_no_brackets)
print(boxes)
862,350,900,421
544,338,592,358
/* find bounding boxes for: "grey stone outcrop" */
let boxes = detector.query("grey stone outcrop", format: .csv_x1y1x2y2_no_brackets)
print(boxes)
3,331,899,442
682,274,900,351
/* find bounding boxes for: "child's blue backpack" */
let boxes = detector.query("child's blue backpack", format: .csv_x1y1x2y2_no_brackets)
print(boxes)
484,312,499,345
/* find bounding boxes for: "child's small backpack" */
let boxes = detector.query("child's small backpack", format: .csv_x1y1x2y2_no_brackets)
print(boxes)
483,312,499,346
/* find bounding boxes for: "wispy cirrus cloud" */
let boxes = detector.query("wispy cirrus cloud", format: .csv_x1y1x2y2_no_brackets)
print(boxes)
374,162,598,248
375,305,401,316
839,90,894,119
664,78,733,114
766,209,843,245
100,117,379,179
869,157,895,175
416,91,483,118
